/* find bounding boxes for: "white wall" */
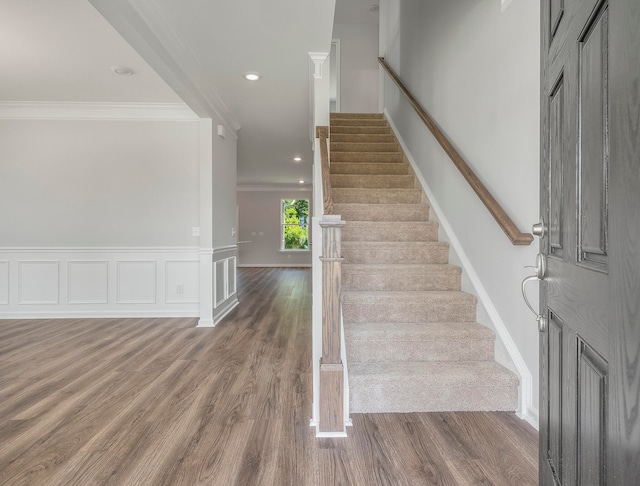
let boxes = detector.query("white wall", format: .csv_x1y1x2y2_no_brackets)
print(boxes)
379,0,540,425
212,126,238,250
0,119,200,247
237,188,313,267
332,23,379,113
0,113,205,318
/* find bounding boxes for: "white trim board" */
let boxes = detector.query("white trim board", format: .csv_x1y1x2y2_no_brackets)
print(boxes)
0,102,198,121
384,110,539,429
237,264,312,268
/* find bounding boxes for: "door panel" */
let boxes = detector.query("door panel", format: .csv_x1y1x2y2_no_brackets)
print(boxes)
578,5,609,271
540,0,639,484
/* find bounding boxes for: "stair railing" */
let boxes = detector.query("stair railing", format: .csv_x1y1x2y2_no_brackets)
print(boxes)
316,126,333,214
378,57,533,246
315,126,346,434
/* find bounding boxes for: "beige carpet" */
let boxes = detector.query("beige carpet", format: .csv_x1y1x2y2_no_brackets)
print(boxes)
330,113,518,413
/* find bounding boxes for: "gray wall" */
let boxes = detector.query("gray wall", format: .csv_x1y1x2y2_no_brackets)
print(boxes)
332,22,379,113
0,119,200,247
237,189,312,266
380,0,541,414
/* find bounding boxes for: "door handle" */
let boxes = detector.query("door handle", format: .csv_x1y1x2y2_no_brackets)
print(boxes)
521,253,547,333
532,219,546,238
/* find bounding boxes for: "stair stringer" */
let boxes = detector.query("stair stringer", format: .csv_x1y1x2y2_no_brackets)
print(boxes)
383,109,538,429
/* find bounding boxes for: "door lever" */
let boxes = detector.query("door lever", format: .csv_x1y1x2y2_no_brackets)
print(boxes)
521,253,547,333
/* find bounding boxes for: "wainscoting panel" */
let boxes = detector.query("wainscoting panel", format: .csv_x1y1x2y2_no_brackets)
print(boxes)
165,260,199,304
116,261,157,304
68,261,108,304
0,260,9,305
0,248,200,318
213,246,239,325
18,261,59,305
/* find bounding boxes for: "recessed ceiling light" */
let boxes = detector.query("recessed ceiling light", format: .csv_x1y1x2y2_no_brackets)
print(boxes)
111,66,134,76
293,157,302,162
299,180,305,184
244,72,261,81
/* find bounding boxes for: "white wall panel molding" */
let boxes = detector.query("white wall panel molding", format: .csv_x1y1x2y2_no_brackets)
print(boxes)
116,261,157,304
18,261,60,305
212,247,239,326
0,261,8,305
67,261,108,304
165,260,199,304
0,248,200,318
0,102,198,121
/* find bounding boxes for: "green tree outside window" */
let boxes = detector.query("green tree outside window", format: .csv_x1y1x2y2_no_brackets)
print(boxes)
282,199,309,249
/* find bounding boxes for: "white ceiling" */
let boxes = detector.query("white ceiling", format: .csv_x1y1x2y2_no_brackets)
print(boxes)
0,0,181,103
0,0,377,187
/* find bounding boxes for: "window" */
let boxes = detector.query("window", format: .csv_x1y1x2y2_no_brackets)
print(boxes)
281,199,309,250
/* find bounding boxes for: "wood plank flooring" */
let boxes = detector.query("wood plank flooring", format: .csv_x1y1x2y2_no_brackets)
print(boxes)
0,267,538,485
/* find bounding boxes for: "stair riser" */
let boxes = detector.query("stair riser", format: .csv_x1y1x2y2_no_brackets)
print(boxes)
333,189,422,204
330,119,387,126
332,142,399,153
349,385,518,413
342,302,476,323
343,271,460,291
331,163,409,175
331,152,404,162
330,113,384,119
342,248,449,264
342,223,438,242
331,134,396,143
346,339,494,363
335,206,428,222
331,175,414,189
331,126,390,135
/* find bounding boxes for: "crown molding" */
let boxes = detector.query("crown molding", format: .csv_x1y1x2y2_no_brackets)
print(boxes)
90,0,240,135
0,101,199,121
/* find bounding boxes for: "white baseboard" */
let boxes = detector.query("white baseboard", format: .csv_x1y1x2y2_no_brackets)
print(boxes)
384,110,538,429
237,264,312,268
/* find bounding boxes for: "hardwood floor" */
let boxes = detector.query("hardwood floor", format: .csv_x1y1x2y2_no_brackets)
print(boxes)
0,268,538,485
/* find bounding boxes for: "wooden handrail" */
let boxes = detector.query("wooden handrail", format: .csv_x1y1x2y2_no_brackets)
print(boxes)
316,126,333,215
378,57,533,246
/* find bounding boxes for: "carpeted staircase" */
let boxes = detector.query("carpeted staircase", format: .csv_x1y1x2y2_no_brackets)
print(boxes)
330,112,519,413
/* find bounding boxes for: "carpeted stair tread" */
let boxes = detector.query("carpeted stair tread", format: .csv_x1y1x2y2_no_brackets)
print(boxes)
330,113,384,119
345,321,494,342
331,174,415,189
334,203,430,222
331,126,390,135
333,188,423,204
341,241,450,264
332,141,399,153
342,263,461,291
331,152,404,162
330,162,410,175
342,220,438,242
342,290,477,323
330,118,388,127
331,133,396,143
348,361,519,413
345,321,495,362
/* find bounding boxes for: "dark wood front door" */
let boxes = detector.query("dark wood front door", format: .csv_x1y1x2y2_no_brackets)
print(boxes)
540,0,639,484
